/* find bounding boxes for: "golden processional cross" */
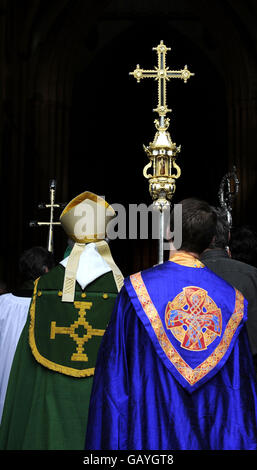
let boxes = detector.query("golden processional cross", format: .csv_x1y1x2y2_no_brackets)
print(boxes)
130,41,194,263
130,40,194,117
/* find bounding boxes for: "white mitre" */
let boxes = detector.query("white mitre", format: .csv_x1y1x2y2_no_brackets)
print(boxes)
59,191,123,302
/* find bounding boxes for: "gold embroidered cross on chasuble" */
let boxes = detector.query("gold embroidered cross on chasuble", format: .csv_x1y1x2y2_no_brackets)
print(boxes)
29,266,118,377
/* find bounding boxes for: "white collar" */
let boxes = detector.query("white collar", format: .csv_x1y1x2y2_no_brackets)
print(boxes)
60,243,111,290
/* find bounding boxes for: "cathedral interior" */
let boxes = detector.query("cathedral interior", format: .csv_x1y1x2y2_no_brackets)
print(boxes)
0,0,257,289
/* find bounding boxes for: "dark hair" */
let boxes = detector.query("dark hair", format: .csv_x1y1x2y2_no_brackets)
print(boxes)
0,280,7,294
171,198,217,254
19,246,56,282
230,226,257,267
208,207,230,249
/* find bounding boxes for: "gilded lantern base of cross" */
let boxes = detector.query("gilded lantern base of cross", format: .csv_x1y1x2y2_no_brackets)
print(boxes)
143,121,181,211
149,177,176,210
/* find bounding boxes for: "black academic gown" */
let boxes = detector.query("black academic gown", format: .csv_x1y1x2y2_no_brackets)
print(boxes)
201,249,257,370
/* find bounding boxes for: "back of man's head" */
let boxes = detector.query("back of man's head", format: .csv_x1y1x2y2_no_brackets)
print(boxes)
208,207,230,250
19,246,56,283
171,198,217,254
230,226,257,267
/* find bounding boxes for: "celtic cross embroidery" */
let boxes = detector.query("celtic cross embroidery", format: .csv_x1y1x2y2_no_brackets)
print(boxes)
165,286,222,351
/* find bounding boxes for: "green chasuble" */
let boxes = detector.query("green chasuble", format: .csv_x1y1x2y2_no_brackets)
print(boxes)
0,265,118,450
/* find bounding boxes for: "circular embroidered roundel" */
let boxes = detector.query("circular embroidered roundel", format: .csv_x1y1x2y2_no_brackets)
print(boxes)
165,286,222,351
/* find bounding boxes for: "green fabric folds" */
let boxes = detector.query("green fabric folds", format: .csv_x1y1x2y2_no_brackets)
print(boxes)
0,266,118,450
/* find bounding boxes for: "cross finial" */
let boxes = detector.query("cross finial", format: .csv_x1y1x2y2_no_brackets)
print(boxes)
129,40,194,117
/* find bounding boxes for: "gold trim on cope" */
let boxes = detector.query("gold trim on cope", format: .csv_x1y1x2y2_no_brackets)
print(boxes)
130,272,244,386
169,251,205,268
29,278,96,378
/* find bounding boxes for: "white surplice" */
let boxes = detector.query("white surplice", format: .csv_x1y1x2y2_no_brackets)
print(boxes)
0,293,31,422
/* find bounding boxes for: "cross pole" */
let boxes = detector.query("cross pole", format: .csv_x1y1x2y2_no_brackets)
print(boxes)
30,179,66,253
130,40,194,264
